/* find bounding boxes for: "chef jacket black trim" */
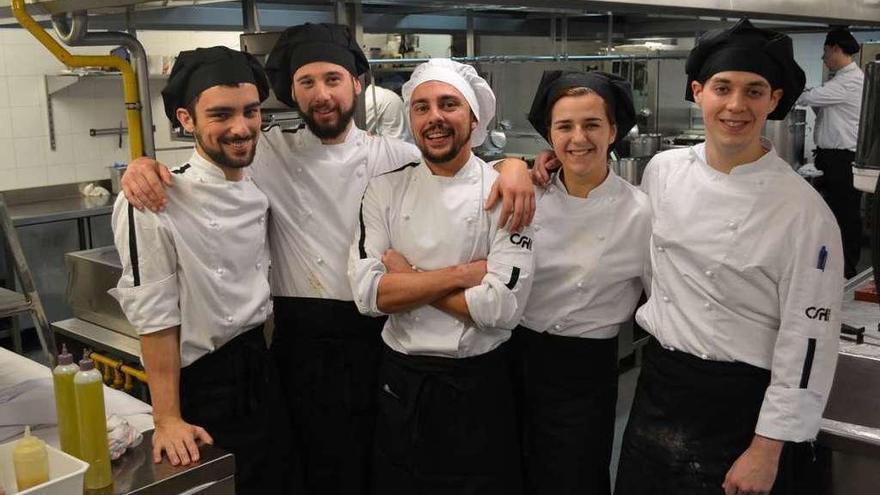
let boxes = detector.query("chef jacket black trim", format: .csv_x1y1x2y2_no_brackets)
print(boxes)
128,203,140,286
358,201,367,259
799,338,817,389
505,266,521,290
379,161,420,177
171,163,191,175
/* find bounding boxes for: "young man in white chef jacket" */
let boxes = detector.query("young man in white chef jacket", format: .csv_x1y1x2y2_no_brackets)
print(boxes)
349,58,535,495
119,23,535,495
110,46,292,494
613,18,844,495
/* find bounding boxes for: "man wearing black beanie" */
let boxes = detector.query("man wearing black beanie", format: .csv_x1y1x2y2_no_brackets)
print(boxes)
797,27,865,279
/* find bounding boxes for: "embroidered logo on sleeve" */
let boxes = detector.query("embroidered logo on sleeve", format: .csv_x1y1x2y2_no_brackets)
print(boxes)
805,306,830,321
509,233,533,250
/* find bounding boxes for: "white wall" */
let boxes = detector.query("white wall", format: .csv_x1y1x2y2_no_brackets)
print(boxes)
0,28,241,192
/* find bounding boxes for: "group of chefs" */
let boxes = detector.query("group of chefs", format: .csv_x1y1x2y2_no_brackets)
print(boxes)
108,16,853,495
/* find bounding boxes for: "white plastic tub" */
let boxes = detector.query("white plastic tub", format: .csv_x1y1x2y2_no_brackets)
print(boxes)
0,440,88,495
853,166,880,193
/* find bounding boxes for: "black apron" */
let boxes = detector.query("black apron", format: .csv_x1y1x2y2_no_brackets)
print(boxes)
511,327,618,495
179,324,293,495
373,343,522,495
272,296,385,495
814,148,861,279
615,338,820,495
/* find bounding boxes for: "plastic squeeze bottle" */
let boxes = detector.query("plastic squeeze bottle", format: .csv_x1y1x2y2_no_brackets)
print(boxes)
52,343,81,458
12,426,50,491
75,351,113,489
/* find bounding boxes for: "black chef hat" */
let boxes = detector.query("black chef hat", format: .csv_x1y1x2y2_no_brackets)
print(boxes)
161,46,269,128
685,18,805,120
264,23,370,109
825,27,860,55
527,70,635,152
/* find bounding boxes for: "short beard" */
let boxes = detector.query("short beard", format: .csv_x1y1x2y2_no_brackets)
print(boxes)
418,125,472,165
194,129,257,169
302,95,356,141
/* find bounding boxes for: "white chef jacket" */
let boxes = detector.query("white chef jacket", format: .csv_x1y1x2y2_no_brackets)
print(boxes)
349,154,536,358
521,170,652,339
636,140,844,442
796,62,864,151
110,151,272,367
250,125,420,300
365,85,412,142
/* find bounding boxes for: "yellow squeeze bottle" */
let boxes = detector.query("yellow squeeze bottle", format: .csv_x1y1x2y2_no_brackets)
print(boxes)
12,426,50,491
75,351,113,489
52,344,81,458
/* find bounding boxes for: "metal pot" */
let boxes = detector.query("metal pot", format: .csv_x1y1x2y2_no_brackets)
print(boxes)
617,157,648,185
629,133,662,158
762,108,806,169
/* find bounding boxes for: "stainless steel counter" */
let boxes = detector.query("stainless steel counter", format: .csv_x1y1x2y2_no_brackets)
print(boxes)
100,430,235,495
8,194,114,227
52,317,141,361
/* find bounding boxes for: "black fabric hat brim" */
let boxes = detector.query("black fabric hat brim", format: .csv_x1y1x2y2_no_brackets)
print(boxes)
684,18,806,120
264,23,370,109
825,28,860,55
527,70,636,153
161,46,269,128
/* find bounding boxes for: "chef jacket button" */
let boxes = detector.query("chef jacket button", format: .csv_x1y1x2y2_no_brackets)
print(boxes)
466,217,474,223
356,168,364,177
316,257,324,264
576,281,584,289
700,353,709,359
705,270,713,277
256,262,262,270
258,216,265,224
534,225,541,232
259,305,266,312
471,178,478,184
403,214,410,221
414,315,421,322
209,220,218,228
198,177,206,183
703,302,711,309
226,315,233,323
216,267,224,276
727,221,738,230
553,324,562,331
598,235,606,241
297,167,303,173
657,245,665,252
662,296,670,302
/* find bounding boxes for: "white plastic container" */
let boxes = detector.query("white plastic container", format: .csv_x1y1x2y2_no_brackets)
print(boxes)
853,166,879,193
0,439,88,495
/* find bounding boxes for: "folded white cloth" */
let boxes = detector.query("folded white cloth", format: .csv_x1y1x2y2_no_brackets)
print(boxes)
107,415,142,460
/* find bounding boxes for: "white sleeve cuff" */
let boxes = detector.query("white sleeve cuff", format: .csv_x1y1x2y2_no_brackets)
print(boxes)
109,273,181,334
755,385,824,442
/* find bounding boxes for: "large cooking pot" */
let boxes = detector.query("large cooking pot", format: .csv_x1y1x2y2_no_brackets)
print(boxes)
616,157,649,185
629,133,662,158
855,61,880,170
762,108,806,169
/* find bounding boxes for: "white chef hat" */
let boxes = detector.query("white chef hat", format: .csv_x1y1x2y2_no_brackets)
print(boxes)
402,58,496,147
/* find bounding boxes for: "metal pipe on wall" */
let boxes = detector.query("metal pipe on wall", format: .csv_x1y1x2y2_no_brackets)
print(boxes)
51,11,155,158
369,53,686,65
11,0,144,160
242,0,261,33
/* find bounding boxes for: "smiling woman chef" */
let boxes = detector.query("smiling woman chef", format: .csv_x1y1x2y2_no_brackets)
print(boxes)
613,18,844,495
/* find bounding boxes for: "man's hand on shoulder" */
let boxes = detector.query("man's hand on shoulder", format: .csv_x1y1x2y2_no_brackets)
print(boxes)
122,157,174,212
487,157,535,233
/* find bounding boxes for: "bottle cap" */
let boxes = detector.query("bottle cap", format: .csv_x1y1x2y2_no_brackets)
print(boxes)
57,343,74,366
79,349,95,371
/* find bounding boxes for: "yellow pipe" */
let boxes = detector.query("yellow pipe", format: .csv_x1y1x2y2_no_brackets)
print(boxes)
12,0,143,159
89,351,148,389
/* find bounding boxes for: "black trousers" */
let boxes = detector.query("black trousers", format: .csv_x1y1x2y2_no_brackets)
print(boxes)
815,148,861,278
373,343,522,495
272,297,385,495
511,327,618,495
179,325,293,495
615,339,820,495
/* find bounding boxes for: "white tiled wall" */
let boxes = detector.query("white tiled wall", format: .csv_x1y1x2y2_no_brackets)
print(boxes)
0,28,241,192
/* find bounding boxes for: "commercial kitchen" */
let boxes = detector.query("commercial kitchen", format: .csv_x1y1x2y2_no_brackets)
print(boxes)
0,0,879,494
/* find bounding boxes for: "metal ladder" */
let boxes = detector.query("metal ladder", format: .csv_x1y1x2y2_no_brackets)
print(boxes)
0,193,55,364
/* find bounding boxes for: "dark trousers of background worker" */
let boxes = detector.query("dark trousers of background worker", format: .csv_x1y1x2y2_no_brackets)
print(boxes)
815,148,861,279
511,327,618,495
272,297,385,495
614,338,820,495
179,325,294,495
372,343,523,495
